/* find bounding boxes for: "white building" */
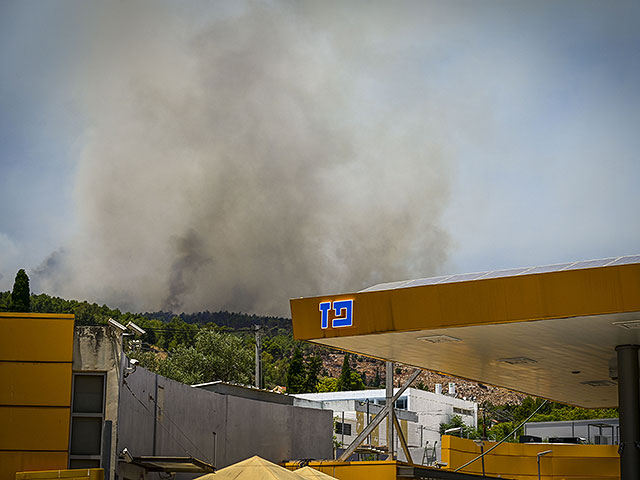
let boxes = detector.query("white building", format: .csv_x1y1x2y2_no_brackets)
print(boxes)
293,387,477,464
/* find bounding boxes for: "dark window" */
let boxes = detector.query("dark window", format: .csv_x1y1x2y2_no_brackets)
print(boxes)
453,407,474,416
395,397,407,410
71,417,102,455
69,373,105,468
73,375,105,413
335,422,352,436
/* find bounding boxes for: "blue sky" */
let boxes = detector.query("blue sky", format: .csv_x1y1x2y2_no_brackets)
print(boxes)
0,1,638,315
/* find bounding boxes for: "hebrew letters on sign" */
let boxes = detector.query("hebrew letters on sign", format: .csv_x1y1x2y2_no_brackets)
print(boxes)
319,299,353,329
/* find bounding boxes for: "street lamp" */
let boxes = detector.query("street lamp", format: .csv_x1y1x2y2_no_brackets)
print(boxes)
444,426,463,437
537,450,552,480
473,440,486,476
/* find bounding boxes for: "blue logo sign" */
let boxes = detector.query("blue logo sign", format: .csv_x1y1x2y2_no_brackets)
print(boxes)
319,299,353,329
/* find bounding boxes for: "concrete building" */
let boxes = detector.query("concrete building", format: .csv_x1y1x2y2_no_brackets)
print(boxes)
71,326,123,471
293,387,477,464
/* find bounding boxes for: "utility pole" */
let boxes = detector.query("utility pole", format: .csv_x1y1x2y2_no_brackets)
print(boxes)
386,361,394,459
483,409,487,440
253,325,263,389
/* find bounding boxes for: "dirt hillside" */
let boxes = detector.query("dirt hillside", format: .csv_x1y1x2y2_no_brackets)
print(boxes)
321,351,526,405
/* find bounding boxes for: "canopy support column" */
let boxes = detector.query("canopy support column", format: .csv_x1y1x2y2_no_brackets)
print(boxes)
386,361,395,459
616,344,640,480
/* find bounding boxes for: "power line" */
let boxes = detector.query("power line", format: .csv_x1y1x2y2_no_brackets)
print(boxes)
454,400,549,472
122,379,213,464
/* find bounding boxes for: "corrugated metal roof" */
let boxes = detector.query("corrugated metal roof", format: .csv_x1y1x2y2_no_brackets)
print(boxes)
359,255,640,293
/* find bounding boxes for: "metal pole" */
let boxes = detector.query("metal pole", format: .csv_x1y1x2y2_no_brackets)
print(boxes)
152,373,158,455
254,325,262,389
386,361,394,459
537,450,552,480
537,455,541,480
393,413,413,464
616,344,640,480
101,420,112,479
212,431,217,468
483,410,487,441
342,411,345,448
366,400,371,446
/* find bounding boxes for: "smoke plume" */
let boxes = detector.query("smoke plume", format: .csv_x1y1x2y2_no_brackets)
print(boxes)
35,2,452,315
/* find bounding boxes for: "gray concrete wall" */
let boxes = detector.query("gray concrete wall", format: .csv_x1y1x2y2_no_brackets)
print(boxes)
117,366,333,479
73,326,123,480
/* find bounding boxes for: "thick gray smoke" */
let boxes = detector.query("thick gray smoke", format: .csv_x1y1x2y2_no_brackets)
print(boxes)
35,2,452,315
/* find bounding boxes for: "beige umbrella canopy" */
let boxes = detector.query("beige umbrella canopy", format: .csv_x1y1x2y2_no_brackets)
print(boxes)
196,456,304,480
294,466,337,480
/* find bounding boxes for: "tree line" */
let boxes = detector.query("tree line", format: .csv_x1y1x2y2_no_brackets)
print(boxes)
0,270,353,392
2,269,619,425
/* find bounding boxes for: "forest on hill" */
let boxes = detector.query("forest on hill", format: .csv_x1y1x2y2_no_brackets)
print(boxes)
0,289,324,388
0,285,618,441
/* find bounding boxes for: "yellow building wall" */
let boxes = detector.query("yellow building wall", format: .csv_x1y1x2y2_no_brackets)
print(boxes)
0,313,74,480
441,435,620,480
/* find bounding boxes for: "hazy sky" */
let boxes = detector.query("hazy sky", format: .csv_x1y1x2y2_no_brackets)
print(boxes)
1,1,638,316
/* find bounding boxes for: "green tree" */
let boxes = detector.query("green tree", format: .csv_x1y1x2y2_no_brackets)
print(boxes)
373,368,381,387
263,352,287,388
194,328,253,382
286,348,307,394
128,350,160,372
337,353,365,391
305,355,322,393
129,328,253,385
337,354,352,391
317,377,338,392
439,415,479,439
9,269,30,312
0,291,10,311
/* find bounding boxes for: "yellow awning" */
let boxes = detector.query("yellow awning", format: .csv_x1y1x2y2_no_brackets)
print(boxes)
294,466,338,480
290,256,640,408
196,456,302,480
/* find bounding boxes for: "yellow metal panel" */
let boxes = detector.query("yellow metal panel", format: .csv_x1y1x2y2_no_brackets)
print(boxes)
16,470,104,480
291,264,640,340
0,314,74,362
0,452,67,480
442,435,619,480
0,362,72,406
0,406,70,451
356,411,364,434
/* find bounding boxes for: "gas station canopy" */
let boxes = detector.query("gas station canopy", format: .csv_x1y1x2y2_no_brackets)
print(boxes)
290,256,640,408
